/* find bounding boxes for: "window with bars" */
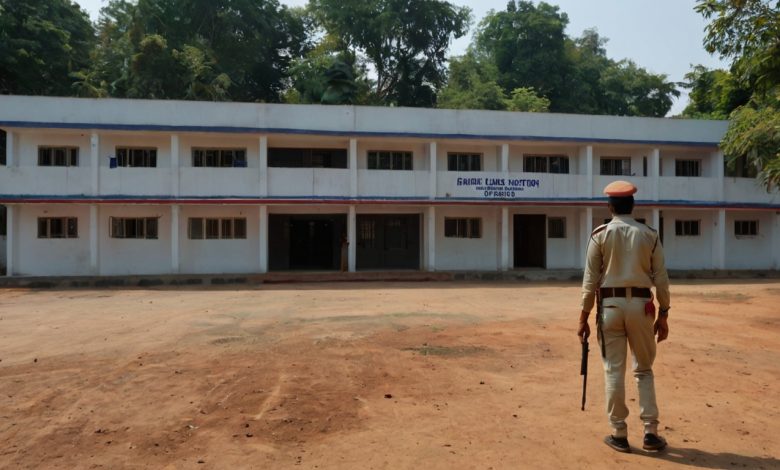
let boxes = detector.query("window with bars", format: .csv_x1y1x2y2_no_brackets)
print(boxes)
523,155,569,174
110,217,158,239
547,217,566,238
38,147,79,167
444,218,481,238
674,220,700,237
37,217,78,238
116,148,157,167
192,148,247,167
367,151,413,170
675,159,701,177
734,220,758,237
188,218,247,240
447,153,482,171
600,157,631,176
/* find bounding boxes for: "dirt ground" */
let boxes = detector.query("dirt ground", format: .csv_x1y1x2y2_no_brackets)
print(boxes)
1,280,779,469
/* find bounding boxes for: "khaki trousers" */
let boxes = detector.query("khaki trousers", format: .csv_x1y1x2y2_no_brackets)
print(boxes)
599,295,659,438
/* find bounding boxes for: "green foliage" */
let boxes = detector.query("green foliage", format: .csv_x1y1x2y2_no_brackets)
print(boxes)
311,0,471,107
0,0,95,95
284,44,371,105
506,87,550,112
599,60,680,117
473,2,678,116
90,0,306,101
681,65,750,119
437,52,507,110
696,0,780,189
696,0,780,94
475,1,570,109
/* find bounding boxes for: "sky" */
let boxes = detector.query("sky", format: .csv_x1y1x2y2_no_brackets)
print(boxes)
73,0,729,115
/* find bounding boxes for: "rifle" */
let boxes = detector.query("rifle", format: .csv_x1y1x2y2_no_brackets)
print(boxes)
580,333,589,411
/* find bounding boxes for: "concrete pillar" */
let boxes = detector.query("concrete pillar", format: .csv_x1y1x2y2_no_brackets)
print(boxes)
582,145,593,197
349,138,358,198
712,209,726,269
170,134,180,197
348,205,356,272
650,148,660,201
90,132,100,195
171,205,180,273
89,204,99,274
773,213,780,270
652,207,661,233
426,206,436,271
428,142,437,200
5,205,14,276
259,136,268,197
5,131,14,167
259,205,268,272
500,144,509,173
714,150,725,201
501,206,509,271
579,207,593,268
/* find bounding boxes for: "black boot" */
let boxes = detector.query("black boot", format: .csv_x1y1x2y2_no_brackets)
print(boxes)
643,433,667,451
604,435,631,453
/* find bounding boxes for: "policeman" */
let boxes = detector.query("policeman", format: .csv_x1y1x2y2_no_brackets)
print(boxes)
578,180,671,453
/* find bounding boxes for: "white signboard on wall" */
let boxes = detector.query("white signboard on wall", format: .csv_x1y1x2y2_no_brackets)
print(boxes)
455,176,541,199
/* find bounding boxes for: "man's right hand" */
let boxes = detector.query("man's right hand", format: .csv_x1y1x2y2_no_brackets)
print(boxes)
577,321,590,343
654,317,669,343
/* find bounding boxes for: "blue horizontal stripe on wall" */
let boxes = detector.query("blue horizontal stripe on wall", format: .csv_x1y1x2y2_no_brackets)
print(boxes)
1,194,778,209
0,120,721,147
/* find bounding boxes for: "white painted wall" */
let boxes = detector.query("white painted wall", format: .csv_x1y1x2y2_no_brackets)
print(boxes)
437,143,499,172
179,205,259,274
508,144,581,174
508,206,581,269
16,205,91,276
661,210,715,269
99,205,171,275
0,95,730,145
724,211,776,269
435,206,499,271
98,133,172,196
660,149,716,177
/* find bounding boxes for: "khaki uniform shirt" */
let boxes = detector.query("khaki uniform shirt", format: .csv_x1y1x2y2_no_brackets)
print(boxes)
581,215,671,312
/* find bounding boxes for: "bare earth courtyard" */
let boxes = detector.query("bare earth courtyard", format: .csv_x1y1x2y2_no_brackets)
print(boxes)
1,281,778,469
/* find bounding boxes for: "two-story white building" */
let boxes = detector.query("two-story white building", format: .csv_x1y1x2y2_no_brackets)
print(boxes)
0,95,778,277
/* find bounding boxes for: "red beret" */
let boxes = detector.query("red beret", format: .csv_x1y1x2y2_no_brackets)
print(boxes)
603,180,637,197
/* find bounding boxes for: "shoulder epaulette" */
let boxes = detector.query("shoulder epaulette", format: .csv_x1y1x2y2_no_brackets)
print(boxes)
640,221,657,232
591,224,608,235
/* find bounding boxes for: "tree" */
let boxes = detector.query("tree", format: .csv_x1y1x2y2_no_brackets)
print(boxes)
506,87,550,112
475,1,570,110
437,52,507,110
311,0,471,107
0,0,95,95
681,65,750,119
696,0,780,189
599,60,680,117
89,0,306,101
473,3,678,116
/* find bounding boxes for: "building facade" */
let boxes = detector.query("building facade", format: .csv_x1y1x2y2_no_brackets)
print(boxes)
0,95,778,277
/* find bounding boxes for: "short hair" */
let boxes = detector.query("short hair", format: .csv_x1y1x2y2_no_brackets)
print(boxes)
609,196,634,215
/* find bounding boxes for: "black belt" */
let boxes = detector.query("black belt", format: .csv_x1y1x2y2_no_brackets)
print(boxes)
599,287,652,299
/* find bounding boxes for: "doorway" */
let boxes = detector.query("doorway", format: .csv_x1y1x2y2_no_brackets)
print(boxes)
269,214,347,270
514,214,546,268
356,214,420,270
